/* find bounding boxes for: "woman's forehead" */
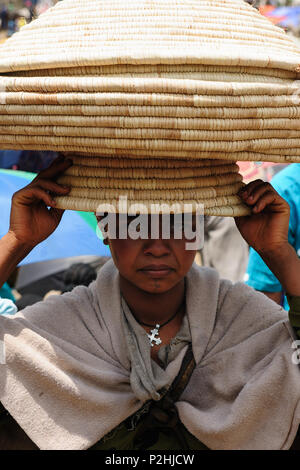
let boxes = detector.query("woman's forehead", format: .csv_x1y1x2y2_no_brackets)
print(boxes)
96,213,199,220
96,213,204,249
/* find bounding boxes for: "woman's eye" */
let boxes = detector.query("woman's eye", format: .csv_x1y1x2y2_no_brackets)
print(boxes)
170,219,184,231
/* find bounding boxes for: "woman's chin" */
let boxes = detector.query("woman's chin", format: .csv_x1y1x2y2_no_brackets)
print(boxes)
136,278,178,295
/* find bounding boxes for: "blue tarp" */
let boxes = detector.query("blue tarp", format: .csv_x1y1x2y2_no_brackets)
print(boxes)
0,170,110,264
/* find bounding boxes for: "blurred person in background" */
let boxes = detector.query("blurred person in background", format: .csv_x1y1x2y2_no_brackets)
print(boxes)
0,150,57,171
199,216,249,283
245,163,300,310
17,150,57,172
44,262,97,299
0,5,8,30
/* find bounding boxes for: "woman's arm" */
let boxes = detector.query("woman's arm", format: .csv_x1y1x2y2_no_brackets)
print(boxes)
0,155,72,288
259,244,300,298
0,232,33,289
235,180,300,297
262,291,283,305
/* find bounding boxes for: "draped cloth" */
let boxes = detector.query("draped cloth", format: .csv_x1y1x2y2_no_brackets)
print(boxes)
0,260,299,450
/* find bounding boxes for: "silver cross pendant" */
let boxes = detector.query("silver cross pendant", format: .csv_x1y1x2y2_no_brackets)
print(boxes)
147,324,162,347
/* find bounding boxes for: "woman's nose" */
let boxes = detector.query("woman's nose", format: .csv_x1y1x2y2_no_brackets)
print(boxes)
142,237,171,257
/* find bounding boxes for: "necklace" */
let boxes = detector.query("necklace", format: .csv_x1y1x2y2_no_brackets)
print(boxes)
131,298,185,347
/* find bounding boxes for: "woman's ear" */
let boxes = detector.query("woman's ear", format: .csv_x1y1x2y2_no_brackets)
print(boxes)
96,214,110,246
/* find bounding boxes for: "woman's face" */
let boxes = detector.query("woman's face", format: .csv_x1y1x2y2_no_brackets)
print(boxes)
98,214,198,294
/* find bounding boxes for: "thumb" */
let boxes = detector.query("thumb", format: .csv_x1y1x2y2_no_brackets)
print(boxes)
48,207,65,226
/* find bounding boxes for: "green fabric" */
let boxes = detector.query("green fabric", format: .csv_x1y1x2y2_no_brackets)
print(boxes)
90,342,208,451
0,169,36,181
0,283,15,302
89,415,209,450
287,294,300,339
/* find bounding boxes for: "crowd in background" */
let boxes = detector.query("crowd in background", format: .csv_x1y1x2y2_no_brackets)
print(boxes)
0,1,300,40
248,1,300,39
0,0,59,39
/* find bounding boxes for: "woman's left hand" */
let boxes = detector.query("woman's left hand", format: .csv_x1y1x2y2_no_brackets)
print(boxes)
235,180,290,257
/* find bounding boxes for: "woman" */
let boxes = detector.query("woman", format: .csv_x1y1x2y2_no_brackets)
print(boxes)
0,156,299,450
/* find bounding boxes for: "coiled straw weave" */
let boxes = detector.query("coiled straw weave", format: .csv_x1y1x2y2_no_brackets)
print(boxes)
0,0,299,215
54,155,248,216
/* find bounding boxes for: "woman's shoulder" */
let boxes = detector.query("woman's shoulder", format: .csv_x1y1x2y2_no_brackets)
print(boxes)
0,281,99,352
188,263,288,330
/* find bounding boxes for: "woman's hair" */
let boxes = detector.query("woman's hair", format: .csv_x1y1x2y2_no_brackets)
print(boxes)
61,263,97,293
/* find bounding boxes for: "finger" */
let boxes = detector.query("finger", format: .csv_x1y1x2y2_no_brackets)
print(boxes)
33,156,73,181
238,179,265,197
31,179,70,195
241,182,274,207
52,154,65,164
13,186,57,208
251,190,289,215
33,154,64,176
251,190,277,213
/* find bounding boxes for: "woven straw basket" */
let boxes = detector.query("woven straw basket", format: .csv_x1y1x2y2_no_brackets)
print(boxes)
1,0,300,216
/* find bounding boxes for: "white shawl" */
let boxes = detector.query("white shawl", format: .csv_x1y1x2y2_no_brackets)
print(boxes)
0,260,299,450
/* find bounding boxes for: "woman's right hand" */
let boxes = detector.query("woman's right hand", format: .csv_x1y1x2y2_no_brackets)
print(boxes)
8,155,73,249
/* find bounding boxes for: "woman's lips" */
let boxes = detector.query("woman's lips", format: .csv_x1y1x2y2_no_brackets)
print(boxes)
139,265,174,278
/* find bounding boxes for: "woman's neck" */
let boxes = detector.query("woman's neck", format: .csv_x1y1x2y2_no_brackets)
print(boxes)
119,276,186,325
